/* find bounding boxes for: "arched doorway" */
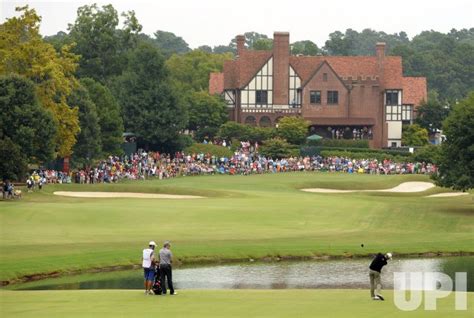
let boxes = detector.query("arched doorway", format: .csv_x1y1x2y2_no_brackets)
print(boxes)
259,116,272,127
244,116,257,126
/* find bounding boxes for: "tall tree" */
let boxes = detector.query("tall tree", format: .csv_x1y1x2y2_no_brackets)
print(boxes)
229,31,269,51
80,78,124,156
68,84,102,167
0,6,80,157
213,45,234,54
68,4,142,82
111,43,187,151
291,40,322,56
392,29,474,102
197,45,213,53
253,38,273,51
0,138,28,181
415,91,450,131
0,74,57,163
153,30,190,57
434,92,474,190
166,50,233,92
187,91,228,140
324,28,409,56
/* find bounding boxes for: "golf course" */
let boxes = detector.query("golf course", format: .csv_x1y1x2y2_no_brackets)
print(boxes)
0,172,473,316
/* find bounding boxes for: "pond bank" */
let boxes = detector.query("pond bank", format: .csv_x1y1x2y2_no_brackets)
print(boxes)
3,251,473,287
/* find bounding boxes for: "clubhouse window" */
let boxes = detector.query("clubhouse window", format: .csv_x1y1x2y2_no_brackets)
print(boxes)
327,91,339,104
310,90,321,104
256,90,268,104
386,91,399,105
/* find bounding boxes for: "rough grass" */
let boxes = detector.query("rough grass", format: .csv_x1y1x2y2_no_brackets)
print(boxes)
0,173,472,282
0,289,472,318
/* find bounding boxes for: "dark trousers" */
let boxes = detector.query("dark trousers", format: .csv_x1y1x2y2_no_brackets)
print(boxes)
160,264,174,294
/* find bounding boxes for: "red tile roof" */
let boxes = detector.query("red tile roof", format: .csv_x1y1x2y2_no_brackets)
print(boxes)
290,56,403,88
209,72,224,95
220,49,423,96
402,77,427,106
224,50,272,89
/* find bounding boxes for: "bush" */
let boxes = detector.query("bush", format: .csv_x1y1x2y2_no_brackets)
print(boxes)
259,138,299,159
402,124,429,146
276,117,309,145
217,122,275,143
412,144,441,164
185,143,233,158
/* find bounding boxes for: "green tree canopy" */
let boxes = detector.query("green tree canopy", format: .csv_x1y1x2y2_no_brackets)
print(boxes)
229,31,269,51
291,40,322,56
259,138,298,159
111,43,187,152
0,6,80,157
276,117,309,145
0,138,28,181
253,38,273,51
80,78,124,156
166,50,233,92
402,124,429,146
392,29,474,102
415,91,450,131
0,74,57,164
68,4,142,82
434,92,474,190
153,30,190,57
68,84,102,167
324,28,409,56
187,91,228,140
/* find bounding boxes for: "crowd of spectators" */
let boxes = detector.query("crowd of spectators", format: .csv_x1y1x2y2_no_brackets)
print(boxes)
18,148,436,187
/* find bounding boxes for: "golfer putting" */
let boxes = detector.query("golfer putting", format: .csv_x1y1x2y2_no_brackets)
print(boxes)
369,252,392,300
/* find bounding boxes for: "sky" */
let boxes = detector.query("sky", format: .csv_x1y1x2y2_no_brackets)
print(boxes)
1,0,473,48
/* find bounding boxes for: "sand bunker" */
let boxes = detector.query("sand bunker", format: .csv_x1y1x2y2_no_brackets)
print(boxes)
426,192,469,198
53,191,203,199
301,181,435,194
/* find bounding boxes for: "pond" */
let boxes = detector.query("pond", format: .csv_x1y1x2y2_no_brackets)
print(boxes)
10,256,474,291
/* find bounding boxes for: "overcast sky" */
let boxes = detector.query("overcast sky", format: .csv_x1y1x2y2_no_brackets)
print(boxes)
2,0,473,48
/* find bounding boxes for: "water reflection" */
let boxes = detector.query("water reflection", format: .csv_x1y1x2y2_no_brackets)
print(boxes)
14,257,473,291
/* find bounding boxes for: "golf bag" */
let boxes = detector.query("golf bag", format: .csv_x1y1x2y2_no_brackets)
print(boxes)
152,265,162,295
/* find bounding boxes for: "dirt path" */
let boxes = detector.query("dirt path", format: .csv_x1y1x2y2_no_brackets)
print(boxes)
53,191,204,199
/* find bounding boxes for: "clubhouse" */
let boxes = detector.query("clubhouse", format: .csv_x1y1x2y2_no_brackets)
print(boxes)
209,32,427,148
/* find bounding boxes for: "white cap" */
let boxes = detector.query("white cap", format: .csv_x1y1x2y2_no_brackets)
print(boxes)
149,241,157,246
386,252,393,259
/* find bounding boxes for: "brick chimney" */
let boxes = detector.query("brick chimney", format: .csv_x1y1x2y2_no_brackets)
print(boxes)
376,42,386,85
273,32,290,105
236,35,245,57
376,42,386,60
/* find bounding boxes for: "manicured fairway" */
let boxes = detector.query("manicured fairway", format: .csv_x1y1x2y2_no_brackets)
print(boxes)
0,173,473,283
1,289,472,318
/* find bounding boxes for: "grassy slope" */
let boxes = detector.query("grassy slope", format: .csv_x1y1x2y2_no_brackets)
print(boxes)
0,173,473,281
1,289,472,318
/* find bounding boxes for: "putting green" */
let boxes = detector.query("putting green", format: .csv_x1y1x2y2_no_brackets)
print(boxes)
0,173,473,283
0,289,472,317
